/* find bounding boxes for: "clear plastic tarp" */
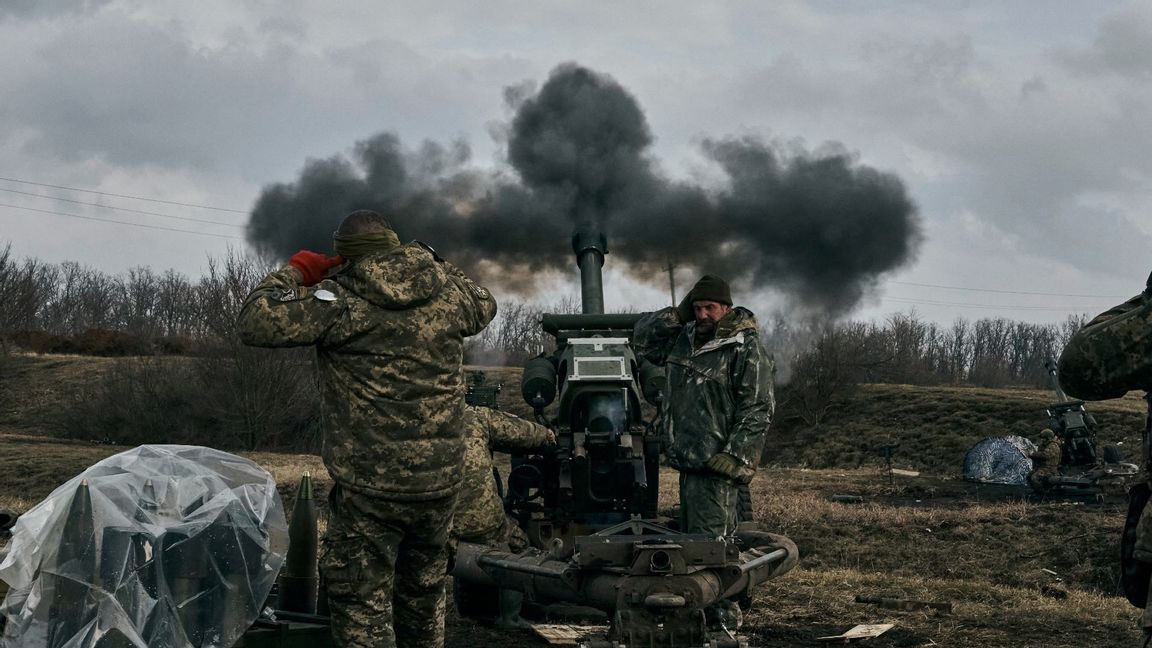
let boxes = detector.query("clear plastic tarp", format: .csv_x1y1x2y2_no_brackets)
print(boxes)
0,445,288,648
962,435,1038,486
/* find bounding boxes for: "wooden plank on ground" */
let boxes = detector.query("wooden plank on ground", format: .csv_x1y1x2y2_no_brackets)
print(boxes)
817,623,895,642
530,624,608,645
891,469,920,477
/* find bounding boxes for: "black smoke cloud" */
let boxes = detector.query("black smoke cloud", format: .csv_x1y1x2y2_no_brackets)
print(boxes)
247,63,921,314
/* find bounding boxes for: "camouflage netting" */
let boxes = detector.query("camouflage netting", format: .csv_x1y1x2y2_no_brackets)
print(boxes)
0,445,288,648
963,435,1038,486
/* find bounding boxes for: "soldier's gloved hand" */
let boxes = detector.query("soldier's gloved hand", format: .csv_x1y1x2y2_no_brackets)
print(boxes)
289,250,345,286
707,452,746,480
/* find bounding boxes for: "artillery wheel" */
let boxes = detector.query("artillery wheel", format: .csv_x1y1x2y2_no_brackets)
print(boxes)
452,579,500,620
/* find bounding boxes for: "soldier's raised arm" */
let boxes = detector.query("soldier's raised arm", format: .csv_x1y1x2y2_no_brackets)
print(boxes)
633,294,693,366
1058,286,1152,401
237,252,348,348
471,407,555,451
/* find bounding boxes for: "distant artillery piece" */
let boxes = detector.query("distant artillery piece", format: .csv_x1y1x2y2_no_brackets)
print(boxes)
1037,360,1138,493
465,370,503,410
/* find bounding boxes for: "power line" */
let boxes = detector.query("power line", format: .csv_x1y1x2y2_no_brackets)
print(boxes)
0,175,248,214
884,294,1092,311
0,187,243,228
0,203,243,240
890,280,1126,299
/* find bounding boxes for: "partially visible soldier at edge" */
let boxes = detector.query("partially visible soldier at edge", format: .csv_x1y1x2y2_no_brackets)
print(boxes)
632,274,774,630
452,405,555,628
1057,272,1152,639
1027,429,1062,494
236,209,497,648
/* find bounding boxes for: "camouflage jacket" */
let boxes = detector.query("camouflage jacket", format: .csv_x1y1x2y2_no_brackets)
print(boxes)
633,306,774,475
1058,292,1152,401
1029,438,1062,473
237,243,497,500
453,406,553,540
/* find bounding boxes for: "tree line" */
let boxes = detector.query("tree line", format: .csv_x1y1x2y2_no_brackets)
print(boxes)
0,243,1097,447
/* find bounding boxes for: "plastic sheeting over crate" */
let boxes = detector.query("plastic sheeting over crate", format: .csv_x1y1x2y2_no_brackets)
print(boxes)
0,445,288,648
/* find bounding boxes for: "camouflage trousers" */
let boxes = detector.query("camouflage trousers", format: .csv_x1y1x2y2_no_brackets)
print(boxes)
678,471,743,630
322,482,458,648
679,471,739,537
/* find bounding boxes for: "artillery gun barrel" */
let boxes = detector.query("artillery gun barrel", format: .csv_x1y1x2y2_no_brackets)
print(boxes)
572,230,608,315
1045,359,1070,403
578,249,605,315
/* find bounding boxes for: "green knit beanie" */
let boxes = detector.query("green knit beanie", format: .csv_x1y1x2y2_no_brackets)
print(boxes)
689,275,732,305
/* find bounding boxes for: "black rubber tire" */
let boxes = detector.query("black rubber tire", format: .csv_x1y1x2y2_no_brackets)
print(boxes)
453,578,501,619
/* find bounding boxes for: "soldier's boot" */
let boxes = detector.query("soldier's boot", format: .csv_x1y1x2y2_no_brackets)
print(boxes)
495,589,530,629
704,599,743,633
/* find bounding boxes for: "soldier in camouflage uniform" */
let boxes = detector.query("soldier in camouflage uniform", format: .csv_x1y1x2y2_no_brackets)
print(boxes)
1057,277,1152,635
452,405,554,627
237,210,497,648
1027,429,1062,494
633,275,774,630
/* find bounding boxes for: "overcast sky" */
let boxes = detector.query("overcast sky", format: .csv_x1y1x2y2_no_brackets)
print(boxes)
2,0,1150,324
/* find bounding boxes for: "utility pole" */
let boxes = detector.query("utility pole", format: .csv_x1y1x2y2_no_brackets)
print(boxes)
665,262,676,306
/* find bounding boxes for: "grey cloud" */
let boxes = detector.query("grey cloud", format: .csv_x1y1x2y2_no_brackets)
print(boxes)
1020,75,1047,99
1054,7,1152,78
735,25,1152,282
0,13,310,172
0,12,533,181
0,0,113,20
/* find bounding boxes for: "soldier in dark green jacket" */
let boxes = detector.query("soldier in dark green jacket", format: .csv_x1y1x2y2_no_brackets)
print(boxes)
633,275,773,631
237,210,497,648
634,275,774,538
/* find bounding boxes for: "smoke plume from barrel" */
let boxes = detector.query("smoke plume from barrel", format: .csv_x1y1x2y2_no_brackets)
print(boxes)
246,63,921,314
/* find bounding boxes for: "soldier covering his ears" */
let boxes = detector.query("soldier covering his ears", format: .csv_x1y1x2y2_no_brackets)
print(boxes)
237,209,497,648
632,274,774,630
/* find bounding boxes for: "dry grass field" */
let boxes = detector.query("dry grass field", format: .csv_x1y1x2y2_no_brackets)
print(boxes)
0,354,1148,646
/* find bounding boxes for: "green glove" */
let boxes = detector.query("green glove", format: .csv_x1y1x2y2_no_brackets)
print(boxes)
707,452,744,480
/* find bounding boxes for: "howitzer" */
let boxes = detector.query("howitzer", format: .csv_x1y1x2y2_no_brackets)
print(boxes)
1044,358,1099,468
1037,359,1137,493
509,311,664,548
465,370,503,410
451,230,798,647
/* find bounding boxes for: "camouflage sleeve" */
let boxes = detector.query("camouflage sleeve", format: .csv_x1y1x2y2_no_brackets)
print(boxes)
1058,292,1152,400
236,266,347,347
472,407,553,452
444,262,497,336
723,337,775,466
633,306,686,366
